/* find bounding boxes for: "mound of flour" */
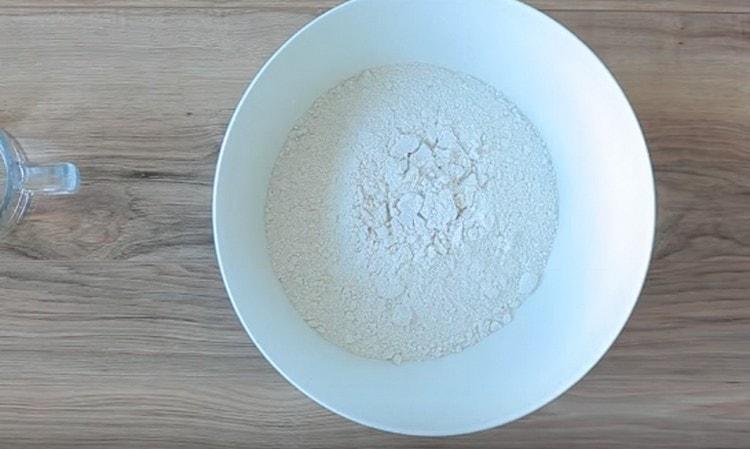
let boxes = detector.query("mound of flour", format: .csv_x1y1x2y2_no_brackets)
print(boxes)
266,63,558,363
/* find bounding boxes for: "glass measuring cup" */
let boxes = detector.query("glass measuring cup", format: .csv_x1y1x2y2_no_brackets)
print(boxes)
0,129,79,239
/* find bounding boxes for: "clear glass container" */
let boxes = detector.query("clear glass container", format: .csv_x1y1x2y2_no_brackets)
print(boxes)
0,129,79,239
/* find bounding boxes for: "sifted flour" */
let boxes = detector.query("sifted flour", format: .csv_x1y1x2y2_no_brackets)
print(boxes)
266,63,558,363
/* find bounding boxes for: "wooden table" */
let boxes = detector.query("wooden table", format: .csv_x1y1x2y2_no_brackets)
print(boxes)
0,1,748,447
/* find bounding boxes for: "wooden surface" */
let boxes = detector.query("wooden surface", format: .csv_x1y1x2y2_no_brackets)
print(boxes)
0,1,748,447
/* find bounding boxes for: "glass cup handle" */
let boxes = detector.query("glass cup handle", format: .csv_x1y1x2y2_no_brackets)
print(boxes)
20,162,79,195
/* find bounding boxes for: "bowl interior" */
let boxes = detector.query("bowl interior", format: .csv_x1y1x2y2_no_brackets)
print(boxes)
213,0,654,436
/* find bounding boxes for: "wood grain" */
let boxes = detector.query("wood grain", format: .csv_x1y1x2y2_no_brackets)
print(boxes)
0,1,749,13
0,1,748,448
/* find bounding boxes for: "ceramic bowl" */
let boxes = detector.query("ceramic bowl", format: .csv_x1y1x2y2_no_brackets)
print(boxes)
213,0,655,435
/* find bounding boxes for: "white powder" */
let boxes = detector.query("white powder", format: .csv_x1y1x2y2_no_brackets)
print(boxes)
266,63,558,363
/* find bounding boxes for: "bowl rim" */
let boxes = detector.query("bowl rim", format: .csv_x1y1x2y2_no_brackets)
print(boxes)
212,0,656,436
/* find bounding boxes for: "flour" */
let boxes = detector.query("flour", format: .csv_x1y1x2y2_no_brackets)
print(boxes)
266,63,558,363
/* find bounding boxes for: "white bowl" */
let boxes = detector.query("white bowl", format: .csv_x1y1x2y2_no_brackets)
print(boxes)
213,0,655,436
